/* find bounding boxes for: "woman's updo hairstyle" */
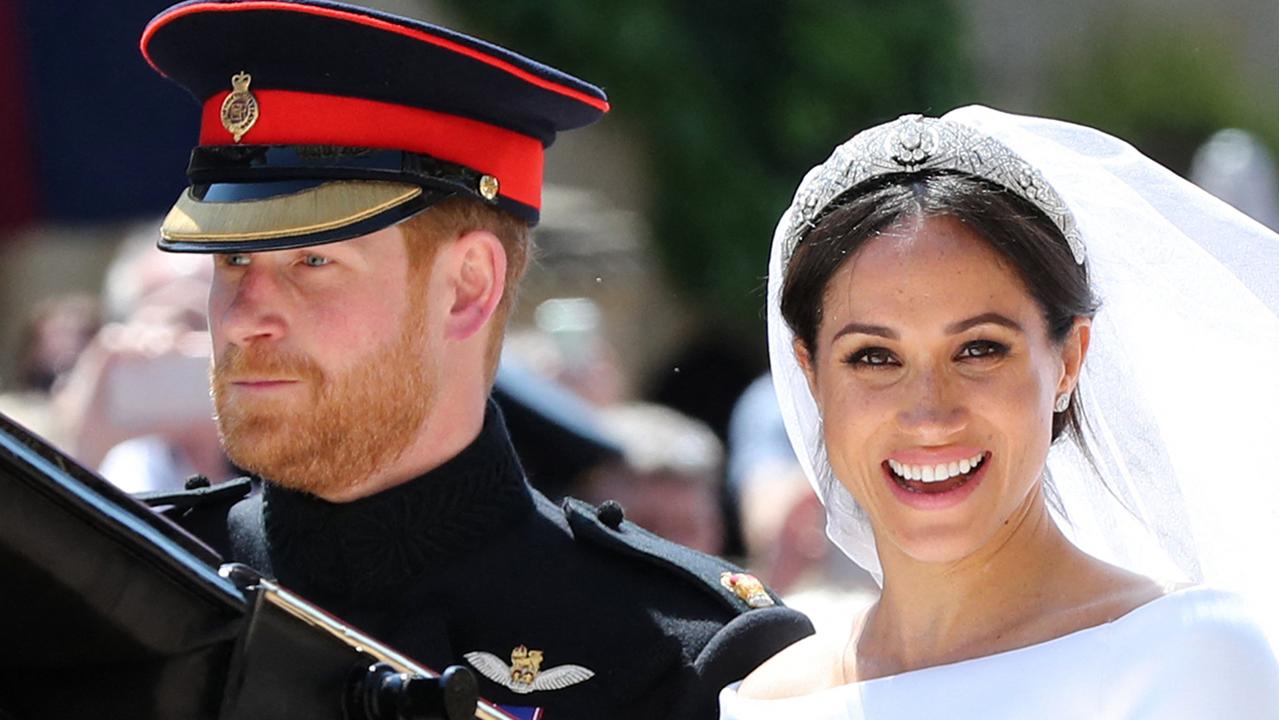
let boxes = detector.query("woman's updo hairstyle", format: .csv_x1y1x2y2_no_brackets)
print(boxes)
780,170,1099,443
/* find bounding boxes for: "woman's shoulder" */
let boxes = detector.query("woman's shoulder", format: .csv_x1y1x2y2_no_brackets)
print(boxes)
735,631,846,700
1100,586,1279,715
1109,585,1269,644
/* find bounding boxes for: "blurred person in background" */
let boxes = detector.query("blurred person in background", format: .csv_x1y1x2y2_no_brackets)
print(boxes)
0,294,101,446
505,297,628,407
532,297,628,407
14,294,101,394
573,402,726,556
1190,128,1279,231
54,222,230,492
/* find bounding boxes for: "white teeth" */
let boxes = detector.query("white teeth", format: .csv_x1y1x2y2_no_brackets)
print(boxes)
889,452,986,483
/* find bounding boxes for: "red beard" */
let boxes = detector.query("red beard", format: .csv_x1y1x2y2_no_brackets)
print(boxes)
211,298,433,497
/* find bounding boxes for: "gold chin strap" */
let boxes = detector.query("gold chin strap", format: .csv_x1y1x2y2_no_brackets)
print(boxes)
160,179,422,242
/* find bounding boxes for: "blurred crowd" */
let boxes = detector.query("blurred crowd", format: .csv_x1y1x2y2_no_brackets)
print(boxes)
1,222,228,493
1,126,1276,631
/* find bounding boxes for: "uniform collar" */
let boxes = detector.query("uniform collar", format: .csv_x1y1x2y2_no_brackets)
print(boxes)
261,401,533,601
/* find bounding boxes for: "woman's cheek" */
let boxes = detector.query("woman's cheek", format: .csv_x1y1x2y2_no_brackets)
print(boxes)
820,380,885,502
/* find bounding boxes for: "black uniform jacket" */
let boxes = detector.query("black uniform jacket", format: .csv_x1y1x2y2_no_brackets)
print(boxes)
160,404,814,719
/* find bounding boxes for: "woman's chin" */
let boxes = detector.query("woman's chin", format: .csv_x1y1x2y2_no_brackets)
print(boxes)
882,526,991,567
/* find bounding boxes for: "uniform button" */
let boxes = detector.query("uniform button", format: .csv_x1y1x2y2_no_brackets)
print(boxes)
184,474,212,490
596,500,625,529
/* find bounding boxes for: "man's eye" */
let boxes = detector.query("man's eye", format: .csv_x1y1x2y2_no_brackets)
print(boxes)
956,340,1008,360
225,254,251,267
845,347,898,367
303,254,332,267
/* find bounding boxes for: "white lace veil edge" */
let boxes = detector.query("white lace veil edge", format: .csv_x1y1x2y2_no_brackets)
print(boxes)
767,106,1279,629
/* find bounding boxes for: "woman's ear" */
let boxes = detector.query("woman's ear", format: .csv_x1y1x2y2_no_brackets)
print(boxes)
442,229,507,342
1057,317,1092,398
793,337,820,399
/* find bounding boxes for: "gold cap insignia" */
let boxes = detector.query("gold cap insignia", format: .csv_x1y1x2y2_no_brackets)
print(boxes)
720,571,775,608
463,645,594,695
220,71,259,143
479,174,500,201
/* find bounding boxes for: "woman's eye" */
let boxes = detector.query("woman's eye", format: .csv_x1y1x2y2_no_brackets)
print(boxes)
302,254,332,267
845,347,898,368
956,340,1008,360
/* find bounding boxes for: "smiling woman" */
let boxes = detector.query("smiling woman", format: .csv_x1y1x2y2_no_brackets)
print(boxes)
720,108,1279,718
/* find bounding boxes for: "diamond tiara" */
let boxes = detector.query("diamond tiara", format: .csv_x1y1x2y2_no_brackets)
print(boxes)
782,114,1085,265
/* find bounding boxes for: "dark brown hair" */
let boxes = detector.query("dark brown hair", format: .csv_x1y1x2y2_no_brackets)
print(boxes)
780,170,1099,442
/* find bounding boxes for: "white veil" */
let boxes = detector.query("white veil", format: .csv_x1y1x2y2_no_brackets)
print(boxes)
767,106,1279,627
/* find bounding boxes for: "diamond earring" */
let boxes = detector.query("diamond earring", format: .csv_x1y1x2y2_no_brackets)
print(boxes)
1053,393,1071,413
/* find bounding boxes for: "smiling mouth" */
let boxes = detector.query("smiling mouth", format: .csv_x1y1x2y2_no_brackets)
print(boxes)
885,452,989,495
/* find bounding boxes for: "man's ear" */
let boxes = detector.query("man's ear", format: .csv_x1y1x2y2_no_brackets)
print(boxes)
443,229,507,342
1056,317,1092,398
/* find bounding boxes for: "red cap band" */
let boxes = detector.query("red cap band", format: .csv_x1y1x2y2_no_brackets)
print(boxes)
200,89,543,209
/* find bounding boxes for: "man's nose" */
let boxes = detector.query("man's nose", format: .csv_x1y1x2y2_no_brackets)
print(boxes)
895,366,967,438
216,265,288,347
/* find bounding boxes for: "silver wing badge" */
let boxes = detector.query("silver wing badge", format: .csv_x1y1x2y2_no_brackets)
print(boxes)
463,645,595,694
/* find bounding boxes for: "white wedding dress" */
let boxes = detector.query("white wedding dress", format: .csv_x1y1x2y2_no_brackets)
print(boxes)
720,586,1279,719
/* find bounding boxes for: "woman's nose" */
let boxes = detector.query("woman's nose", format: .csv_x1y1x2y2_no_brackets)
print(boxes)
895,367,967,438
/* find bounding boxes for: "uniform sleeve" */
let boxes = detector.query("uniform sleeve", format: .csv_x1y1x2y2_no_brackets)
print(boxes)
1106,591,1279,719
665,606,814,719
696,606,815,688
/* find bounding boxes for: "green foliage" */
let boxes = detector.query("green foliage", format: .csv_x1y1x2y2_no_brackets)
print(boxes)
440,0,972,327
1049,12,1279,175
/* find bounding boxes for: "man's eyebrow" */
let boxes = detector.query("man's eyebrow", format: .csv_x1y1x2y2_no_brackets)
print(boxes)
945,312,1024,335
832,322,899,341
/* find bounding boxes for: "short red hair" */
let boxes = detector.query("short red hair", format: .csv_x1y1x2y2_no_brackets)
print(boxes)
399,197,531,384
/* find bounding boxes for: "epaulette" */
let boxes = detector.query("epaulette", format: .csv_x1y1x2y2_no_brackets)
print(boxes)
561,497,784,616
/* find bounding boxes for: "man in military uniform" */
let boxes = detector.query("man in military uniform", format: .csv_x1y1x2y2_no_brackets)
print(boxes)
138,2,812,718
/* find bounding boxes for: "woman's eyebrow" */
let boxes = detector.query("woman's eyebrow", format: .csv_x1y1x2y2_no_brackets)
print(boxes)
832,322,898,341
945,312,1024,335
831,313,1024,341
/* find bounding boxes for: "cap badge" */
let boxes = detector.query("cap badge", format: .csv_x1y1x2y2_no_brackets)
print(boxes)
720,571,775,608
220,71,260,143
479,174,500,201
464,645,594,694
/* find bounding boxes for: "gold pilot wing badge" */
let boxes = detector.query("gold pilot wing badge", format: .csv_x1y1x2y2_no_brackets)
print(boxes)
464,645,594,694
220,71,259,143
720,571,775,608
